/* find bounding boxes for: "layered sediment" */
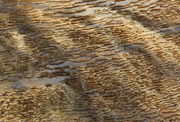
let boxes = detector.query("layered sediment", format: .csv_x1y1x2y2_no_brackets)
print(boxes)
0,0,179,121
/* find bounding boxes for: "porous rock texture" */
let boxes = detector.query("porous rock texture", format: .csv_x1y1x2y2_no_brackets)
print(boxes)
0,0,179,121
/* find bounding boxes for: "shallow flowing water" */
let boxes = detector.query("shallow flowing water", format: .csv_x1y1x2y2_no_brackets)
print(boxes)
0,0,179,121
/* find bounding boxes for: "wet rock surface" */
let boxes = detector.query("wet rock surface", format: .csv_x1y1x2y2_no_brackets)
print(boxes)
0,0,179,121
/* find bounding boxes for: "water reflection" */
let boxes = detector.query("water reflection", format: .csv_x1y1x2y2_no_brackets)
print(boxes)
0,0,179,121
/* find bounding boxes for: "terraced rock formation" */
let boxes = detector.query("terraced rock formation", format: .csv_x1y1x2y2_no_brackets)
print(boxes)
0,0,179,121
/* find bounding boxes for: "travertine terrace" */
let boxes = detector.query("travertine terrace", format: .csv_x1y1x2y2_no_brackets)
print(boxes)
0,0,179,121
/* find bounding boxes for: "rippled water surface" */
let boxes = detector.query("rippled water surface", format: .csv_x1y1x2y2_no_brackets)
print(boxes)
0,0,179,121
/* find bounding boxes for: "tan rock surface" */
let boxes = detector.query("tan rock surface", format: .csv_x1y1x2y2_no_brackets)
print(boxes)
0,0,179,121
